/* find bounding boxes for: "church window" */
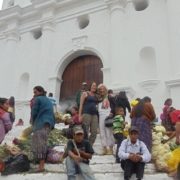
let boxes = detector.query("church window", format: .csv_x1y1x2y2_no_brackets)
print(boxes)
77,15,90,29
133,0,149,11
32,29,42,40
138,46,158,80
8,0,14,7
18,73,30,99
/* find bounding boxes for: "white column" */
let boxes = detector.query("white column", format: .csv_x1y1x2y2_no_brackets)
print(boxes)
166,0,180,77
3,30,20,97
106,0,127,87
39,20,55,91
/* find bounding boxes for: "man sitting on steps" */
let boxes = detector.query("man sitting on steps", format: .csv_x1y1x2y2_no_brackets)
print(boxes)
118,126,151,180
65,125,96,180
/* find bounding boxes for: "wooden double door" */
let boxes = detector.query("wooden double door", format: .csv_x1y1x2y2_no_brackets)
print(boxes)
60,55,103,100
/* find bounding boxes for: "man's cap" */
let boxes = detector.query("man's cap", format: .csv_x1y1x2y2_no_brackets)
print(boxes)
129,126,139,133
82,82,87,85
73,125,84,134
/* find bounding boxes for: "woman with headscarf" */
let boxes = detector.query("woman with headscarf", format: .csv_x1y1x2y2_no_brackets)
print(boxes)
98,84,114,155
0,98,12,144
31,86,55,172
130,97,156,151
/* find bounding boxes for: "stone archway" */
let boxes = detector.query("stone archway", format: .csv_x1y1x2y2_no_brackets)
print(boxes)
60,55,103,101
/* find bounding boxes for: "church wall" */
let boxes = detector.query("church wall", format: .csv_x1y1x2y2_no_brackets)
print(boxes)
0,0,180,121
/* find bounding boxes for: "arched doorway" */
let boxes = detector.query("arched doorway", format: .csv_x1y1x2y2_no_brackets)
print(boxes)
60,55,103,100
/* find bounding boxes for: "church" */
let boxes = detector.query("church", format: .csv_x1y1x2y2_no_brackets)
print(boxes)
0,0,180,120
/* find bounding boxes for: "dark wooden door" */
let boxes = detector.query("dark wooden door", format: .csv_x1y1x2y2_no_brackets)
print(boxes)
60,55,103,100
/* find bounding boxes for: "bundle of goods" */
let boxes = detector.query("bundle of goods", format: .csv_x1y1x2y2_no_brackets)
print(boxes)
123,123,130,137
152,125,180,173
54,112,63,123
11,128,68,161
48,128,68,147
0,145,30,176
62,114,72,124
0,145,10,160
54,112,71,124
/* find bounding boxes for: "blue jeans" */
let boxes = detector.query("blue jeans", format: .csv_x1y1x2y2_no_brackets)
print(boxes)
66,156,96,180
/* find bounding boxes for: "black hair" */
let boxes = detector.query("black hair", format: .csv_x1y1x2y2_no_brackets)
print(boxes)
142,96,151,103
118,91,128,99
33,86,46,96
89,82,96,90
48,93,53,97
108,89,113,94
72,106,78,112
133,99,145,117
8,96,15,106
164,98,172,105
0,98,8,106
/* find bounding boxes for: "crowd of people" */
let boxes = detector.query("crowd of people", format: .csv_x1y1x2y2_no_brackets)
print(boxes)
0,82,180,180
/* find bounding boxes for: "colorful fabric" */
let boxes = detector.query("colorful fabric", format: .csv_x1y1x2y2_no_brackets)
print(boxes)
32,126,50,160
113,115,125,134
0,108,12,143
131,117,152,152
31,96,55,132
170,110,180,124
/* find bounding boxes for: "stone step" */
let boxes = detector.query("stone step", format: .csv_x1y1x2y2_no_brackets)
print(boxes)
0,172,172,180
43,155,156,174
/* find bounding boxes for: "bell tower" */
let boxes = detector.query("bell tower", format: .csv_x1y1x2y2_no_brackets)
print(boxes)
2,0,31,9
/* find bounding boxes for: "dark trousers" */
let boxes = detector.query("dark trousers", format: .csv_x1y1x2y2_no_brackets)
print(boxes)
121,159,145,180
114,133,124,163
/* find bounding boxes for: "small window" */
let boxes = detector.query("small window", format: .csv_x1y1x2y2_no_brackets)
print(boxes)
8,0,14,7
133,0,149,11
32,29,42,40
77,15,89,29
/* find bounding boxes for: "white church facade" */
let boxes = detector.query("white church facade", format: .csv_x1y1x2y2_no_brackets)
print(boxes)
0,0,180,120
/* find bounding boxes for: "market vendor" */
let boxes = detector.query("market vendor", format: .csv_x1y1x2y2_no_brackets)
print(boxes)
31,86,55,172
163,109,180,145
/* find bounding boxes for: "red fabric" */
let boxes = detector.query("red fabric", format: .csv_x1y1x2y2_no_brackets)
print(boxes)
170,110,180,123
72,114,81,124
0,161,5,172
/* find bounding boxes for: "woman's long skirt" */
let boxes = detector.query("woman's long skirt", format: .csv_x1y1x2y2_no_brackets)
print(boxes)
131,117,152,152
32,126,50,160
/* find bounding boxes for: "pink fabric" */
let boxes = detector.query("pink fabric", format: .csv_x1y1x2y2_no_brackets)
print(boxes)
160,105,170,121
0,108,12,143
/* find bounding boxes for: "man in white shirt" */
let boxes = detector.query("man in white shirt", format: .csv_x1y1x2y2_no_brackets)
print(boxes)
118,126,151,180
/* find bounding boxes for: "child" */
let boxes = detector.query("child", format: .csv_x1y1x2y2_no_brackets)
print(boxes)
113,106,125,163
71,106,81,125
62,106,87,139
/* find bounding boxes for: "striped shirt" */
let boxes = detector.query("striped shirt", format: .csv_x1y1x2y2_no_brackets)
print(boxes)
113,115,124,134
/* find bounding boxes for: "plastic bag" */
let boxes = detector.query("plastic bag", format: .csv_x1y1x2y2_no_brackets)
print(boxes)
1,154,30,175
104,117,113,127
167,148,180,172
47,148,64,164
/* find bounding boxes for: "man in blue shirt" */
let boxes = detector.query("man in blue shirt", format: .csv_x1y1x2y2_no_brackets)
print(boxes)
118,126,151,180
